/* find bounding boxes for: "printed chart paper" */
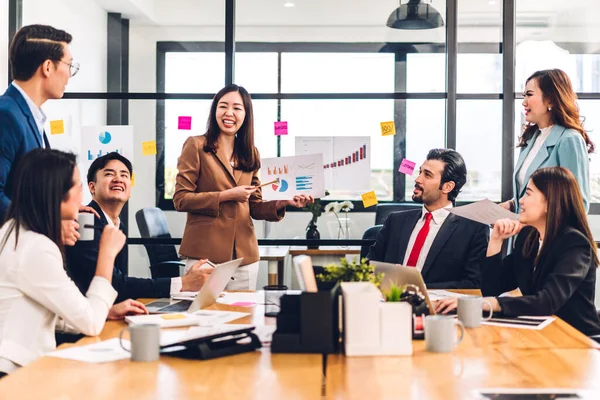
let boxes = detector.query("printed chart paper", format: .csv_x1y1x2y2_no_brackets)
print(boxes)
260,154,325,200
81,125,134,164
295,136,370,191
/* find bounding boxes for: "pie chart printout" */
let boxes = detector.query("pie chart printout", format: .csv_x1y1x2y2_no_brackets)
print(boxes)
99,131,112,144
272,179,289,192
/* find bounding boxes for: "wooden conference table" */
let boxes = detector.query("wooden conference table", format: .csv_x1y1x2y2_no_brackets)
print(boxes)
1,292,599,400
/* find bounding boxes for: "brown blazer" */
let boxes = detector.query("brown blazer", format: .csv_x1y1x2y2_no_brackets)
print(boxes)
173,135,284,265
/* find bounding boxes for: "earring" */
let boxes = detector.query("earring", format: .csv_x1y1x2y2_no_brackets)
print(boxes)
548,106,552,111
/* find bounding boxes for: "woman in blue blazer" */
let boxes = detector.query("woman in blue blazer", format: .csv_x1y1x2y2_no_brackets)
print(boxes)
501,69,594,213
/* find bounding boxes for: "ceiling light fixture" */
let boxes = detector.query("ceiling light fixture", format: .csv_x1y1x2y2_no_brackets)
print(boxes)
386,0,444,30
283,2,295,7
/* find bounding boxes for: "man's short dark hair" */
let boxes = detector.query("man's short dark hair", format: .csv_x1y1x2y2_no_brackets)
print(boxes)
9,24,72,81
426,148,467,202
87,153,133,184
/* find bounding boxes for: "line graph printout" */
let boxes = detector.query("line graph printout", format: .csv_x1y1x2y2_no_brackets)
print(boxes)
295,136,370,191
260,154,325,200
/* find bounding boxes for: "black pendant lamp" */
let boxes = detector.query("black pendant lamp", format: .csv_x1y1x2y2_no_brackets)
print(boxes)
386,0,444,30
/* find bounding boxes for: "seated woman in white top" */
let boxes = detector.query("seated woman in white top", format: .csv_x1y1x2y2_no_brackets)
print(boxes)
0,149,125,377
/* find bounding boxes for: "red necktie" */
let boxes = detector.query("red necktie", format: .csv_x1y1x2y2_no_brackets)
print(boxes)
406,212,433,267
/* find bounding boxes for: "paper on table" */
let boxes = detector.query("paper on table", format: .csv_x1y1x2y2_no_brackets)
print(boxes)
482,316,555,330
217,292,263,305
171,291,198,300
472,388,591,399
160,324,257,347
47,338,130,363
427,289,471,302
126,310,249,328
448,199,519,225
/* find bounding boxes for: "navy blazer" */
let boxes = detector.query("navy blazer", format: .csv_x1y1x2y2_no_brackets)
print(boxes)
0,84,49,221
367,209,489,289
65,200,171,303
483,226,600,337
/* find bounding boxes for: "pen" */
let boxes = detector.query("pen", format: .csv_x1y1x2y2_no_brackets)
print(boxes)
256,178,279,188
83,224,104,230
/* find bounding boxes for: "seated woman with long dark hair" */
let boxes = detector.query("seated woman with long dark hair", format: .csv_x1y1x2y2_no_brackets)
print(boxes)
437,166,600,337
0,149,125,377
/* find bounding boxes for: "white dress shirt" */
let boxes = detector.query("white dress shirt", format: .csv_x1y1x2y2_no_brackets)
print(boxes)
517,125,554,191
402,204,453,272
11,82,47,147
0,221,117,373
100,208,183,294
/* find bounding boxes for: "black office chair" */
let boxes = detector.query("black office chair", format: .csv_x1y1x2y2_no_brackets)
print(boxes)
135,207,184,279
360,224,383,260
375,203,422,225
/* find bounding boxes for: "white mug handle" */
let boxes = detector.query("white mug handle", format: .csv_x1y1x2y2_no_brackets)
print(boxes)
482,299,494,321
118,327,131,353
454,319,465,346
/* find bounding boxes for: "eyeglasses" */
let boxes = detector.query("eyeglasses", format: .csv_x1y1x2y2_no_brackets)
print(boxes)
56,60,80,77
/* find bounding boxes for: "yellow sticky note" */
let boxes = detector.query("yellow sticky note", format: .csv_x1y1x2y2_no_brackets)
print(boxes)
161,314,186,320
50,120,65,135
131,172,135,187
142,140,157,156
361,191,378,208
380,121,396,136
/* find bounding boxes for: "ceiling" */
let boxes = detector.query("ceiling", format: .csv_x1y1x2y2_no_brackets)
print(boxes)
91,0,600,28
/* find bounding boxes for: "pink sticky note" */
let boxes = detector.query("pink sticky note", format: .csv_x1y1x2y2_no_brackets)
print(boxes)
178,116,192,130
231,301,256,307
399,158,416,175
274,121,288,135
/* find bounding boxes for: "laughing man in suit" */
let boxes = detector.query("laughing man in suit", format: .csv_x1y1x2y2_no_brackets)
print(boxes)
367,149,489,289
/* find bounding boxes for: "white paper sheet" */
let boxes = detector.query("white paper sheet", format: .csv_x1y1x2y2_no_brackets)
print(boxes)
47,338,130,363
482,316,555,330
125,310,249,328
260,153,326,200
448,199,519,225
472,388,592,399
427,289,471,302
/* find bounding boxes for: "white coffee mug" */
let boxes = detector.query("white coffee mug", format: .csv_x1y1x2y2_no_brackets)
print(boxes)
424,315,465,353
77,213,96,241
119,324,161,362
457,296,493,328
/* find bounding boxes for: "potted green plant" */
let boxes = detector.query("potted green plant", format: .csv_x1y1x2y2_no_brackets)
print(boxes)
316,257,383,289
303,190,330,248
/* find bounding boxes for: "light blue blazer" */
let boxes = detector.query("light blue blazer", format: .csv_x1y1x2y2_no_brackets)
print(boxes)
513,124,590,213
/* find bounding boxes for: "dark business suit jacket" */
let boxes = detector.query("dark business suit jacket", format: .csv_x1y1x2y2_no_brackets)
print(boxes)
367,209,489,289
483,226,600,337
0,84,50,221
65,200,171,303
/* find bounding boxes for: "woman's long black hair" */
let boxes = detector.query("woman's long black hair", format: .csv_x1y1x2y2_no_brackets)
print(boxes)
0,148,77,254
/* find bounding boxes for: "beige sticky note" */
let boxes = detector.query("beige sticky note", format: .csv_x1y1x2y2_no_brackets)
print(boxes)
361,191,378,208
131,172,135,187
161,314,186,320
50,120,65,135
380,121,396,136
142,140,157,156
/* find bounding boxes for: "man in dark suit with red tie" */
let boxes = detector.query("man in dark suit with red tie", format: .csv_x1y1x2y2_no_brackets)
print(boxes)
0,25,75,222
367,149,489,289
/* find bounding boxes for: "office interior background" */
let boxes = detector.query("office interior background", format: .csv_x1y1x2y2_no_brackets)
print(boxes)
1,0,599,296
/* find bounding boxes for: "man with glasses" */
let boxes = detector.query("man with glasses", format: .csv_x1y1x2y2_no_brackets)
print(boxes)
0,24,79,223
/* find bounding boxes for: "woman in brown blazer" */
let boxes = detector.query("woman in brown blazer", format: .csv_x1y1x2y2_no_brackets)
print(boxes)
173,85,312,289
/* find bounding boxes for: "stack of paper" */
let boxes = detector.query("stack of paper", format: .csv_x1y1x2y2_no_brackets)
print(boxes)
47,338,130,363
125,309,249,328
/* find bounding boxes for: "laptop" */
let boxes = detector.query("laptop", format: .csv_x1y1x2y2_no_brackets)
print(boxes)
370,260,437,315
145,258,243,314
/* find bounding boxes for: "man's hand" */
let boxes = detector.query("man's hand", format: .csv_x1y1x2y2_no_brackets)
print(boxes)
107,299,148,320
61,220,80,246
181,259,214,291
79,205,100,218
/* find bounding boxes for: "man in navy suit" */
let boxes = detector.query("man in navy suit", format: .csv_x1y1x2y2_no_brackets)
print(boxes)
65,153,214,316
0,25,78,222
367,149,489,289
